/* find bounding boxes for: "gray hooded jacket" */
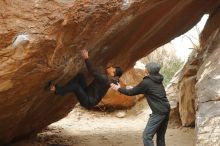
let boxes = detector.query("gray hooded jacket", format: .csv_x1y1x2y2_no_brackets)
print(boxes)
118,62,170,115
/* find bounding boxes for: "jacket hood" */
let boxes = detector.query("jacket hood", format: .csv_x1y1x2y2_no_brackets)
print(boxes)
145,62,163,83
145,62,161,75
148,74,164,83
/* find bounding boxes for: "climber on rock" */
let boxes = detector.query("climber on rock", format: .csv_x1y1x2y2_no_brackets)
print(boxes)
48,49,123,108
111,62,170,146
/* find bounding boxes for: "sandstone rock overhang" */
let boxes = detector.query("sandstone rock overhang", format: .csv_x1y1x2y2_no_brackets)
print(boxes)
0,0,220,143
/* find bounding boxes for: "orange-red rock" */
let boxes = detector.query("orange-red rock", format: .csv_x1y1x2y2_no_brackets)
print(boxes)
0,0,220,143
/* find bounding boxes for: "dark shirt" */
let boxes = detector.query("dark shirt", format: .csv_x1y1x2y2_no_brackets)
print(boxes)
85,59,118,105
118,75,170,115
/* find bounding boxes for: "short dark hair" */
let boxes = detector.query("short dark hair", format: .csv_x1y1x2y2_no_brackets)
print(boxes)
114,67,123,77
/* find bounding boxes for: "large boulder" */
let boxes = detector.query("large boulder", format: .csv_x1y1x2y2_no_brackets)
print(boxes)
195,8,220,146
0,0,219,143
165,51,198,127
178,50,199,126
165,70,182,126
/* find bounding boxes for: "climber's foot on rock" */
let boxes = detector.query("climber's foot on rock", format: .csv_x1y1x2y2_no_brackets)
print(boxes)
44,81,56,92
50,84,56,92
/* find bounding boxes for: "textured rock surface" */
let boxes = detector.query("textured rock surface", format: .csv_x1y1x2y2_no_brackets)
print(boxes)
0,0,220,143
178,51,199,126
165,51,198,127
165,70,182,126
166,70,181,107
120,68,145,87
195,9,220,145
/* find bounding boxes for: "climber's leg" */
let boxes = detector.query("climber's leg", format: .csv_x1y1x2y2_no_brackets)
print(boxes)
53,74,93,107
52,73,87,95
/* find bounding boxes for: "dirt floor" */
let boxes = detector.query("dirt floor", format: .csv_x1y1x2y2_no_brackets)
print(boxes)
12,101,194,146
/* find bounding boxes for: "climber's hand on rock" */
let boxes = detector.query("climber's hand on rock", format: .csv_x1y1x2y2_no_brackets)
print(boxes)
81,49,89,59
50,85,56,92
110,83,121,91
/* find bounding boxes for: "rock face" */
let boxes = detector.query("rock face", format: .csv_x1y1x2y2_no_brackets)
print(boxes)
166,51,200,127
195,9,220,146
170,7,220,145
166,50,199,127
165,70,182,126
178,51,199,126
0,0,220,143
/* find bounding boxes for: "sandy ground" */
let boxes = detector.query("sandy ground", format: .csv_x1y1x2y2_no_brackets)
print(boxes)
12,101,194,146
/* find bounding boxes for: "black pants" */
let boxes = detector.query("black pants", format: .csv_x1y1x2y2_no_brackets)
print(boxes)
143,113,169,146
56,73,93,107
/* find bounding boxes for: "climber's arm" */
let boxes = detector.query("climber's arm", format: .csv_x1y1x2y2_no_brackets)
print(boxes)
81,50,106,81
111,81,147,96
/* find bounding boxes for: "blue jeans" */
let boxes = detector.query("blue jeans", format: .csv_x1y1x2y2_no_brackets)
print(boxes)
143,113,169,146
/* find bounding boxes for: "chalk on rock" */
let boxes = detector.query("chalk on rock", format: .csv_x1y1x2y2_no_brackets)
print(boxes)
12,33,30,49
121,0,132,10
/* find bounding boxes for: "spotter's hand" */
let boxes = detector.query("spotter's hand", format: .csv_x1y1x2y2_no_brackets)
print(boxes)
110,83,121,91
